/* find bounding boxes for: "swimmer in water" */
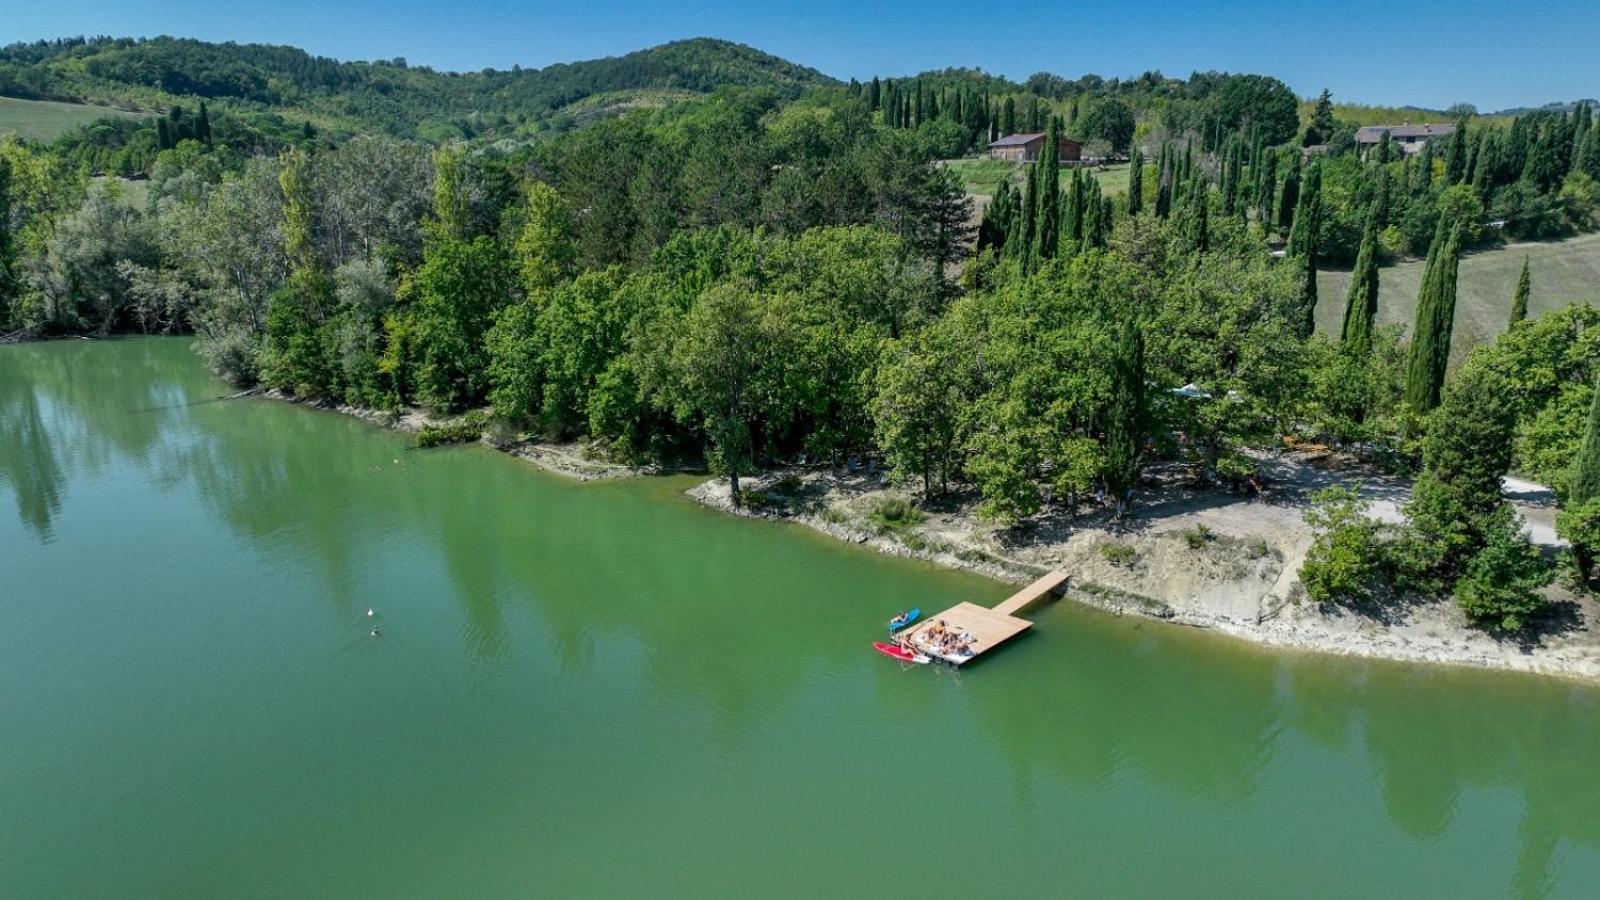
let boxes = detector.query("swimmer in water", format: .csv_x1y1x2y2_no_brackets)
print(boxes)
370,628,381,638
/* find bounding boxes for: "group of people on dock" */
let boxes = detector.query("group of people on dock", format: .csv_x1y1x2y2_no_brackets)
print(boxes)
909,619,974,659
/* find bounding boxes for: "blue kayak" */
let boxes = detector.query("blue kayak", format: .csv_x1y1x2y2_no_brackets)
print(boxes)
888,608,921,633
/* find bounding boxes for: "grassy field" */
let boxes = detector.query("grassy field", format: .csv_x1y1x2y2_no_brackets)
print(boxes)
0,96,143,142
1316,231,1600,361
944,157,1131,199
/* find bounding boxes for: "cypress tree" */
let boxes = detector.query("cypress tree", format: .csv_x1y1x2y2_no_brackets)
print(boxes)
1034,117,1063,261
1510,255,1531,324
1470,129,1500,197
1126,145,1143,216
1444,120,1469,184
1219,139,1238,216
1373,166,1391,228
1286,161,1322,338
196,101,212,144
156,117,172,151
1105,318,1145,519
1255,151,1277,228
1277,158,1300,232
1154,142,1172,219
1574,122,1600,180
1416,138,1435,192
1570,384,1600,512
1404,219,1464,412
1015,161,1038,269
1340,207,1381,355
1376,131,1393,165
868,77,881,111
1001,96,1016,135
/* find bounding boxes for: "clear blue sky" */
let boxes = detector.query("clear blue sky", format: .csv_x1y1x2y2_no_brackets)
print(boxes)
5,0,1597,111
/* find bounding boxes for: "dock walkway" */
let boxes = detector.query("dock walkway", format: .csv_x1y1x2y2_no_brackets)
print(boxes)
899,570,1069,665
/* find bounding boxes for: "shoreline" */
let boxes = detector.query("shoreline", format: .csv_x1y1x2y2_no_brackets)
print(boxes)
260,387,1600,684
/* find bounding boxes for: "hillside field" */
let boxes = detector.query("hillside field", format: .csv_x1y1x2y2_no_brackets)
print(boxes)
0,96,143,142
1315,231,1600,361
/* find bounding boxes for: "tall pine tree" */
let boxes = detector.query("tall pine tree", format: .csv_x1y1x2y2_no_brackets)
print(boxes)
1510,255,1531,324
1340,207,1381,355
1126,145,1143,216
1404,218,1464,412
1286,161,1322,338
1033,117,1062,261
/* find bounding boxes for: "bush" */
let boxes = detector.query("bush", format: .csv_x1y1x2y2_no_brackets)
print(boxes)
870,496,924,530
1099,541,1138,567
1455,507,1552,632
1183,524,1216,549
416,421,482,448
1300,484,1388,605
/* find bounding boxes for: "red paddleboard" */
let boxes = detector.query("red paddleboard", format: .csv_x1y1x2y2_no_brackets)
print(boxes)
873,641,926,663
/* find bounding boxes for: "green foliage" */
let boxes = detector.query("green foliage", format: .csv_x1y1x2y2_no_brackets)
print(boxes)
1183,523,1215,549
1509,255,1531,324
403,232,513,411
870,496,924,531
1403,361,1518,584
1098,541,1138,567
1300,484,1388,606
1454,506,1552,632
1339,208,1381,355
1403,219,1462,413
416,419,484,448
1209,75,1299,147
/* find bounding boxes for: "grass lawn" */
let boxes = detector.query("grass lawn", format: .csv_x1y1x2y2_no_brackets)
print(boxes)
1316,231,1600,362
944,157,1132,199
0,96,144,142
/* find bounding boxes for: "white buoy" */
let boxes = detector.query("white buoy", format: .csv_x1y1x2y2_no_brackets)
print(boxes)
366,608,375,617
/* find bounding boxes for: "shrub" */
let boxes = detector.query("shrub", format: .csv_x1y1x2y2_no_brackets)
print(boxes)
1184,524,1216,549
1455,507,1553,632
416,421,482,448
1300,484,1387,605
870,496,924,531
1099,541,1138,567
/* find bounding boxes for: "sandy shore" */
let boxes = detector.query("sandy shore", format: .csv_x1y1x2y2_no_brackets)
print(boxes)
686,456,1600,683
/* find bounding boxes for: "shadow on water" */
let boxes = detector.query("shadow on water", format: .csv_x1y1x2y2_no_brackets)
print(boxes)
9,336,1600,896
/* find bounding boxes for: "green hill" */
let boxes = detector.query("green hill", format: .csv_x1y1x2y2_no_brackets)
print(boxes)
1316,232,1600,362
0,95,143,141
0,36,836,140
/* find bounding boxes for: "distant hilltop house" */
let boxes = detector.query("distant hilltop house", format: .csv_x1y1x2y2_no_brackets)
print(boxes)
1354,122,1456,154
987,132,1084,162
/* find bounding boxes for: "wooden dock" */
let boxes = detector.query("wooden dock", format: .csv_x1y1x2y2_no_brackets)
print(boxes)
899,570,1069,665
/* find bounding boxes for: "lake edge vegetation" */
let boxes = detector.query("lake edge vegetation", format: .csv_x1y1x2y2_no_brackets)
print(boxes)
5,36,1600,635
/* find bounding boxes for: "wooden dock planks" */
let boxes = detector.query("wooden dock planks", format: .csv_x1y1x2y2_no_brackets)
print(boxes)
992,570,1070,617
900,571,1067,665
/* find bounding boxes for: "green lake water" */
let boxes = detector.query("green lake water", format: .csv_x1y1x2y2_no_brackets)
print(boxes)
5,336,1600,898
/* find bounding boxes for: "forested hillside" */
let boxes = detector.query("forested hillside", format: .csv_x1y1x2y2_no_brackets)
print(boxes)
5,34,1600,633
0,36,834,140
